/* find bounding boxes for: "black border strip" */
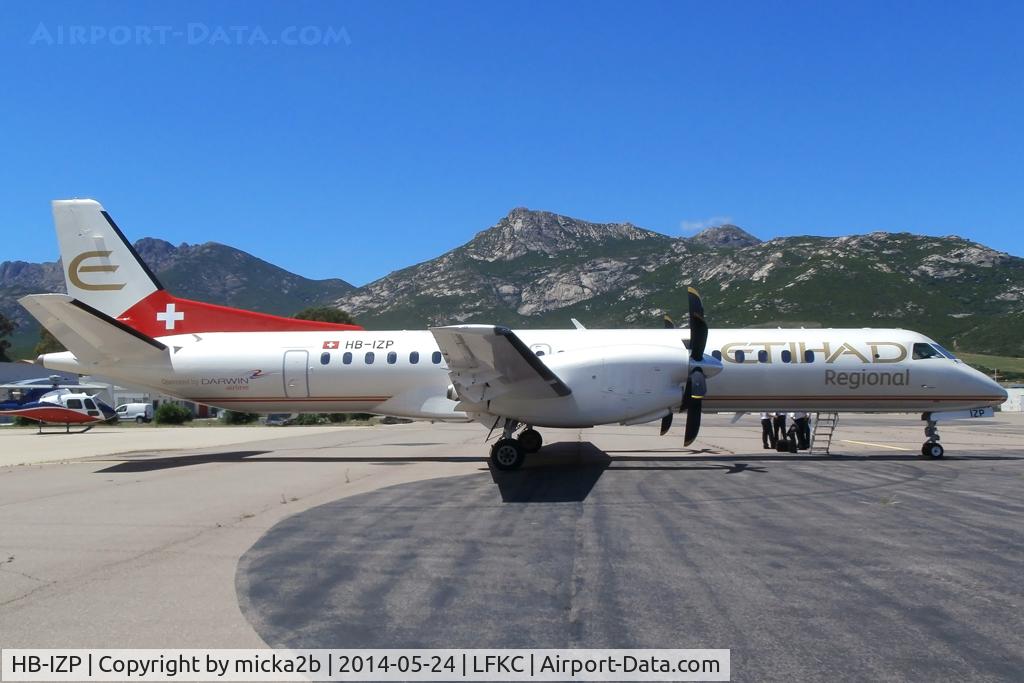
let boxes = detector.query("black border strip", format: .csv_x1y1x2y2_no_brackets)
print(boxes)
101,210,165,291
493,326,572,397
69,298,168,351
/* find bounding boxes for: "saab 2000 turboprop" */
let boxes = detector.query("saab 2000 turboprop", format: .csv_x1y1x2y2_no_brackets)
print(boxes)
21,199,1007,468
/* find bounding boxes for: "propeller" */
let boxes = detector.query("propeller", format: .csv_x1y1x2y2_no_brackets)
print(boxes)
660,413,672,435
679,286,716,446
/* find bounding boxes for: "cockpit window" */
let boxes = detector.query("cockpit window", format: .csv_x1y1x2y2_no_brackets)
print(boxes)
933,344,958,360
912,343,943,360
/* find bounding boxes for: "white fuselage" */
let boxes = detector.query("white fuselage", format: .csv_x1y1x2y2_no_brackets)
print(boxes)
40,327,1007,428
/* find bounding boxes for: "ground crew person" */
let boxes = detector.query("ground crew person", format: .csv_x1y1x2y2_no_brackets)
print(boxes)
789,411,811,450
761,412,776,449
773,412,787,446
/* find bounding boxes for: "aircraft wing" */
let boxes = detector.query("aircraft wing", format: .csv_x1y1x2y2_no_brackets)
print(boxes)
430,325,572,403
19,294,169,367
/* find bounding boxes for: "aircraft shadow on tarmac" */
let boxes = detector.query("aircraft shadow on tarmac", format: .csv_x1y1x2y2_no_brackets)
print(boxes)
94,451,483,473
95,441,1024,495
486,442,780,503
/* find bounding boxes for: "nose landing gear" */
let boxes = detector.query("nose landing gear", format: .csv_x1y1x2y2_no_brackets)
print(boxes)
921,415,944,458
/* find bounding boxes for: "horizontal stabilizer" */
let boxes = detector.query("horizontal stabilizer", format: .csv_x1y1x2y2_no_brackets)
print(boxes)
431,324,571,403
19,294,169,367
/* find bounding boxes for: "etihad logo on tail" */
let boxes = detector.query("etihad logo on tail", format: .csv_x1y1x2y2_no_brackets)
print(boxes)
68,251,125,291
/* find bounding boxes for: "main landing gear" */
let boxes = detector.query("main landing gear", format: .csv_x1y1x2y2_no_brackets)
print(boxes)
921,414,944,459
489,419,543,471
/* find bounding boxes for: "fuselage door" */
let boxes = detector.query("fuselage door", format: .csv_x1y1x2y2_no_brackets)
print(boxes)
283,350,310,398
83,397,99,417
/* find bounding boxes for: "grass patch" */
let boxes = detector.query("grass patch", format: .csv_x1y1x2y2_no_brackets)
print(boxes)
958,352,1024,381
958,352,1024,373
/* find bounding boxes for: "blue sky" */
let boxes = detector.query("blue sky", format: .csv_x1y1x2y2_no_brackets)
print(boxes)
1,1,1022,285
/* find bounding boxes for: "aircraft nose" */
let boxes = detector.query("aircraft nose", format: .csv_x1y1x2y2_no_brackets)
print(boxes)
990,379,1009,403
964,365,1008,405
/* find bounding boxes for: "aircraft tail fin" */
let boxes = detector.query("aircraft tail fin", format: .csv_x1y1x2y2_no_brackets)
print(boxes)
52,199,363,336
19,293,169,367
53,199,163,320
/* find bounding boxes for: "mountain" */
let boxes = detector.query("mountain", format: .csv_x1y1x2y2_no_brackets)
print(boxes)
0,239,355,356
2,209,1022,358
335,209,1024,357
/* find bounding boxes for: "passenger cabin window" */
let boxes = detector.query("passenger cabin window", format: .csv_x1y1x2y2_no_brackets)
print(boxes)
432,351,442,364
365,352,375,364
320,352,331,365
342,352,352,365
734,350,745,363
409,351,419,364
66,398,83,409
912,343,942,360
804,350,815,363
83,399,96,410
711,350,722,361
781,350,792,363
387,351,397,364
757,350,768,363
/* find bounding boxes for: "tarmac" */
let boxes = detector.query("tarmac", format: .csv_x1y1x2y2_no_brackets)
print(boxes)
1,413,1022,681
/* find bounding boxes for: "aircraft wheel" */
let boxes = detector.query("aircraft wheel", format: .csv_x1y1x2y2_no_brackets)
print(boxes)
519,428,543,453
921,442,944,459
135,416,144,424
490,438,525,471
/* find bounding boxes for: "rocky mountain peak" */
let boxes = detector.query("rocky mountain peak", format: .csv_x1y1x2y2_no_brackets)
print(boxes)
689,224,761,248
464,208,664,262
132,238,179,272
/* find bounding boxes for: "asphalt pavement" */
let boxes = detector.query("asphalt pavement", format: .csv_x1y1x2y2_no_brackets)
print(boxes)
2,414,1022,681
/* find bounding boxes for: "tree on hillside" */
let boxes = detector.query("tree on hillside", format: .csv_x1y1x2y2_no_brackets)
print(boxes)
34,328,66,356
0,313,16,362
293,306,354,324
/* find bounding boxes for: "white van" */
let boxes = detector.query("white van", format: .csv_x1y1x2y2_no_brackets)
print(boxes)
116,402,153,423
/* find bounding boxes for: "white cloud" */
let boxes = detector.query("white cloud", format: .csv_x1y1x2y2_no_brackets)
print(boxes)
680,216,733,235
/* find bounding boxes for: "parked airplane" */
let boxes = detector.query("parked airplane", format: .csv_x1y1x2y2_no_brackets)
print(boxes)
21,199,1007,467
1,376,115,432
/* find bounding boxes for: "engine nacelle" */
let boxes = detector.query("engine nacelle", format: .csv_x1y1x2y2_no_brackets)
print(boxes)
486,344,688,428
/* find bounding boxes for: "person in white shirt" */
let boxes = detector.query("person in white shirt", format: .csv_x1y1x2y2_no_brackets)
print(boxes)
760,411,776,449
788,411,811,450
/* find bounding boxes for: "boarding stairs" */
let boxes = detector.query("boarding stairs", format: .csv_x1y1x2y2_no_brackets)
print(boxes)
809,412,839,455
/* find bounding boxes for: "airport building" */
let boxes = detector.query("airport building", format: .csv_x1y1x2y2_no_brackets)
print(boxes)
1002,385,1024,412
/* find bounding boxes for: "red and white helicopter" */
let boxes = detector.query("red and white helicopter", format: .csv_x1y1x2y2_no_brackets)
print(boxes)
0,375,116,433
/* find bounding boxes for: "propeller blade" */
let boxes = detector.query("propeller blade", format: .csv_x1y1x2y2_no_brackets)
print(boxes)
683,399,702,446
660,413,672,436
687,287,708,361
662,314,675,329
